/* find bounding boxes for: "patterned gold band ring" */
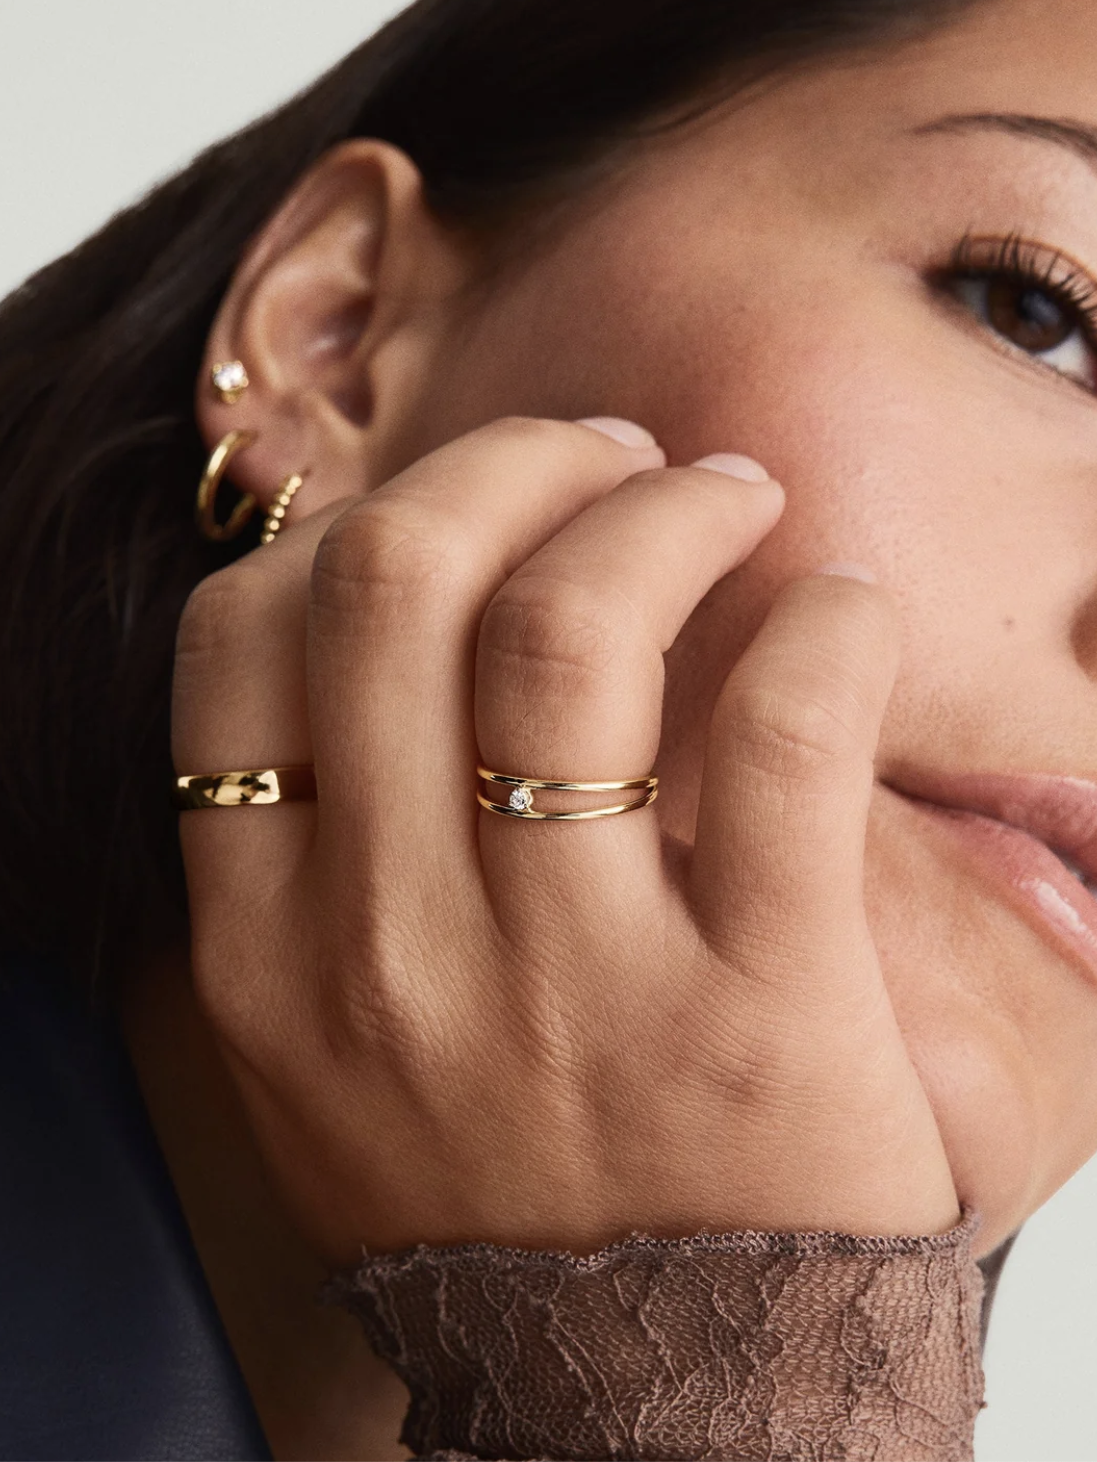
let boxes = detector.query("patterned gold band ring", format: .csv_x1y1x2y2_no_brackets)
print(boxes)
477,766,658,821
171,766,317,810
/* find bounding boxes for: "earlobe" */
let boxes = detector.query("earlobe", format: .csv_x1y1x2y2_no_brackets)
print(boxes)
194,141,470,525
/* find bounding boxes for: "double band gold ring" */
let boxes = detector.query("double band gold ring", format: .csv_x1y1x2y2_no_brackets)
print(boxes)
476,766,658,820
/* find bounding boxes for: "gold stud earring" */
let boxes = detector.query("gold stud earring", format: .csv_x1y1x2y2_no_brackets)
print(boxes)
211,359,249,405
196,430,259,541
260,473,305,545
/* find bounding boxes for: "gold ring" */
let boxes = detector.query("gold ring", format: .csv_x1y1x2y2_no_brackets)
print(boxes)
477,765,658,820
172,766,316,810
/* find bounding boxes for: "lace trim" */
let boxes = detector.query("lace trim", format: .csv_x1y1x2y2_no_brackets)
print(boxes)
326,1210,985,1461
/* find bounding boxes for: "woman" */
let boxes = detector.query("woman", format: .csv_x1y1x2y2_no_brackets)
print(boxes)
2,0,1095,1456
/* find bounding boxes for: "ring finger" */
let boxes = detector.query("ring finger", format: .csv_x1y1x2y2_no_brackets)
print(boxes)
474,454,785,932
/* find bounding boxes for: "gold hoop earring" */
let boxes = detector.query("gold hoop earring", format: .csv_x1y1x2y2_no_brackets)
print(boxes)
196,430,259,542
260,474,305,546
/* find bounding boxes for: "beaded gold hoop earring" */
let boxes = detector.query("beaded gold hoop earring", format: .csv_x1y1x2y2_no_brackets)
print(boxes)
259,474,305,546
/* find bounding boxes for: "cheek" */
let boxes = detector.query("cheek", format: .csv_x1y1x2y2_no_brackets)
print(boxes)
626,301,969,570
605,284,1088,734
505,252,951,591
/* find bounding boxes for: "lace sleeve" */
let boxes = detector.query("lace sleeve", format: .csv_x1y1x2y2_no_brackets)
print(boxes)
324,1210,985,1461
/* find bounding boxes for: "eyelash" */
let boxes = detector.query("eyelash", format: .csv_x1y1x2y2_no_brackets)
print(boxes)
944,231,1097,367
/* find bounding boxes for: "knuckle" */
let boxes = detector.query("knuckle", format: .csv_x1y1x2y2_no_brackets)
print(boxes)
311,500,470,619
473,415,623,476
788,576,900,668
481,414,586,455
324,960,421,1061
175,564,268,671
318,911,467,1067
722,681,861,776
479,577,622,689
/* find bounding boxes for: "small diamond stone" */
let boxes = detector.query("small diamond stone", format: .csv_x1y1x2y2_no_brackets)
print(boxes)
509,784,534,813
212,360,248,396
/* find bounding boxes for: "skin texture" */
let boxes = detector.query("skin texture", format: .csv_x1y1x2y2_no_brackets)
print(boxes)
122,0,1097,1454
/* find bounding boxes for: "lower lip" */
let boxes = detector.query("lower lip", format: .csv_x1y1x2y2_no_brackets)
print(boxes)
899,795,1097,984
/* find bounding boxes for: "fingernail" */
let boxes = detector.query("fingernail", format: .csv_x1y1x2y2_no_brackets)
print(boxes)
816,561,878,584
692,453,771,483
575,417,657,448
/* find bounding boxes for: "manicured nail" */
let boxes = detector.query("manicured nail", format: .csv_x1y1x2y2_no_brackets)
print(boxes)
575,417,658,448
692,453,771,482
816,561,878,584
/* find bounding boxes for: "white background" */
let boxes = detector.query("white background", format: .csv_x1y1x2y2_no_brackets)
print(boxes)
2,5,1094,1458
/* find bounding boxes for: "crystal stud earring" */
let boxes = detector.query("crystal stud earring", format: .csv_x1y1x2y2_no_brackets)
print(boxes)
211,359,249,405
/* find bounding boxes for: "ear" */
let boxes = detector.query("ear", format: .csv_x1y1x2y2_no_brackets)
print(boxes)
196,140,473,521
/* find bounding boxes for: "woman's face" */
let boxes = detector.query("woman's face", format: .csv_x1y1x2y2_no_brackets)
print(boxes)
368,0,1097,1248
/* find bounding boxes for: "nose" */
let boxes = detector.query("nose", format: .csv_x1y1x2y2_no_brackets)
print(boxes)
1070,577,1097,682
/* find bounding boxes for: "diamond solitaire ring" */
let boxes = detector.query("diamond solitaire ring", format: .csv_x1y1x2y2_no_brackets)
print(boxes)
476,766,658,821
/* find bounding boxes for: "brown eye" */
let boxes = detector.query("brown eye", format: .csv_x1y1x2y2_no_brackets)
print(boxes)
950,269,1095,390
984,278,1074,353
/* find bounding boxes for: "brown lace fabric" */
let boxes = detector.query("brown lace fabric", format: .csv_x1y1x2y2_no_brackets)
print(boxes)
326,1211,985,1461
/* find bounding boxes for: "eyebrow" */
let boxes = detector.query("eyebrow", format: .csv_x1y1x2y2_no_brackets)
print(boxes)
914,113,1097,175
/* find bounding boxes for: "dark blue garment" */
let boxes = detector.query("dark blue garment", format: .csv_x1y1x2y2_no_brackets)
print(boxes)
0,953,270,1462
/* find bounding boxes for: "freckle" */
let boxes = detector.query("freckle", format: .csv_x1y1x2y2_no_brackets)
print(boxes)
1003,617,1016,631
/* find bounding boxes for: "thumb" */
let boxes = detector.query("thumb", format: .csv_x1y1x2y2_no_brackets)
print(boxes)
687,566,900,979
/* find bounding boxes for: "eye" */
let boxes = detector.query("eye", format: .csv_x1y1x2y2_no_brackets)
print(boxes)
943,235,1097,392
951,275,1093,386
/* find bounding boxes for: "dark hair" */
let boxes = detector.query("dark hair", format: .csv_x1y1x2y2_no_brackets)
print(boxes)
0,0,979,979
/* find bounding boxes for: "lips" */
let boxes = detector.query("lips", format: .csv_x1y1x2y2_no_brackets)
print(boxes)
884,767,1097,980
888,769,1097,879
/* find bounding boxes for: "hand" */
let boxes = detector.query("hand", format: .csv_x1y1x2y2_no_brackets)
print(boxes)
172,416,959,1264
